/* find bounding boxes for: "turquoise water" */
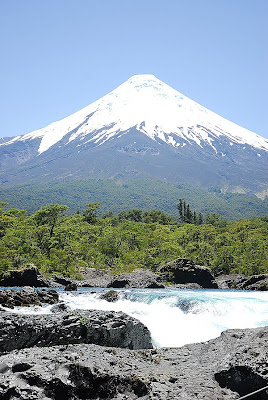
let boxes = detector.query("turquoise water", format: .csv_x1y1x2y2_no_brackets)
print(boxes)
6,287,268,348
60,288,268,347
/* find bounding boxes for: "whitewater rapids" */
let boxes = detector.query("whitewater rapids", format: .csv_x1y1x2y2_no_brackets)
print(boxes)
9,288,268,348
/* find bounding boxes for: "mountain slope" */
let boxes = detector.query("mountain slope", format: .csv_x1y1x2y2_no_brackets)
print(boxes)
0,179,267,220
0,74,267,195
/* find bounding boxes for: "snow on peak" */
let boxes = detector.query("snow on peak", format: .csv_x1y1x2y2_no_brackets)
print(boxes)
2,75,268,154
128,74,158,81
66,74,268,152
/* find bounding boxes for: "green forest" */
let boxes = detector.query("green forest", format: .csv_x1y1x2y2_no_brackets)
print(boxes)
0,201,267,279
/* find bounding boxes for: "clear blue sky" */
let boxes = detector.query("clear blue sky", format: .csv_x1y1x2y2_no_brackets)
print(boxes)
0,0,267,139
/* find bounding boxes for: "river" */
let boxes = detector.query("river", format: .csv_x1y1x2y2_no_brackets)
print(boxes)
6,287,268,348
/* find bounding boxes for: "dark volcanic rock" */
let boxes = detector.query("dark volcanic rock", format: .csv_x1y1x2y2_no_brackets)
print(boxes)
215,274,246,289
0,266,163,290
52,275,76,286
50,302,71,313
79,267,164,288
0,287,59,309
0,266,51,287
216,274,268,291
174,282,202,289
108,278,130,288
100,290,120,302
64,283,78,291
243,274,268,291
108,269,165,289
0,309,153,354
0,326,267,399
79,267,113,287
158,258,218,288
49,275,77,287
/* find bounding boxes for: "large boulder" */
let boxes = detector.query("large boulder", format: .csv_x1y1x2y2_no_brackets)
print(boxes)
79,267,113,287
64,283,78,291
158,258,218,288
0,309,153,354
0,287,59,308
0,266,50,287
99,290,120,302
79,268,164,288
0,326,267,399
108,269,165,289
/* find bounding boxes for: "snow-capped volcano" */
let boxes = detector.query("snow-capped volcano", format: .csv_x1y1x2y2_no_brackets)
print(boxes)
0,74,267,195
4,74,268,154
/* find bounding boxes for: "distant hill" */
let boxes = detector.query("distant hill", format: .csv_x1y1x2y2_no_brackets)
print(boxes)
0,179,267,220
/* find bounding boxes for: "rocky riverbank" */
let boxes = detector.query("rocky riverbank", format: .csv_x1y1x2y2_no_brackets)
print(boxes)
0,323,267,399
1,260,267,290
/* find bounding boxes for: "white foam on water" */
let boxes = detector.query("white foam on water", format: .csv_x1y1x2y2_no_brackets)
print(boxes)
5,303,55,315
58,289,268,348
7,288,268,348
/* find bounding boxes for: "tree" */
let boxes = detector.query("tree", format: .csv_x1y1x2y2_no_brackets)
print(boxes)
205,213,228,227
118,209,143,222
143,210,173,224
83,202,101,224
177,200,204,225
186,204,193,223
198,213,203,225
177,199,184,222
33,204,68,237
183,201,187,221
0,208,27,239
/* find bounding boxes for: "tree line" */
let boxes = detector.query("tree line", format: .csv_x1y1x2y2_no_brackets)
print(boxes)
177,199,228,227
0,201,267,278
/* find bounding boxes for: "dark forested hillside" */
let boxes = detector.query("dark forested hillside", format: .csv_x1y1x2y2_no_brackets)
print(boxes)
0,179,267,220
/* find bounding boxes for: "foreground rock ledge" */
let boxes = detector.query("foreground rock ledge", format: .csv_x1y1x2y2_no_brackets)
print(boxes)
0,309,153,353
0,326,267,399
